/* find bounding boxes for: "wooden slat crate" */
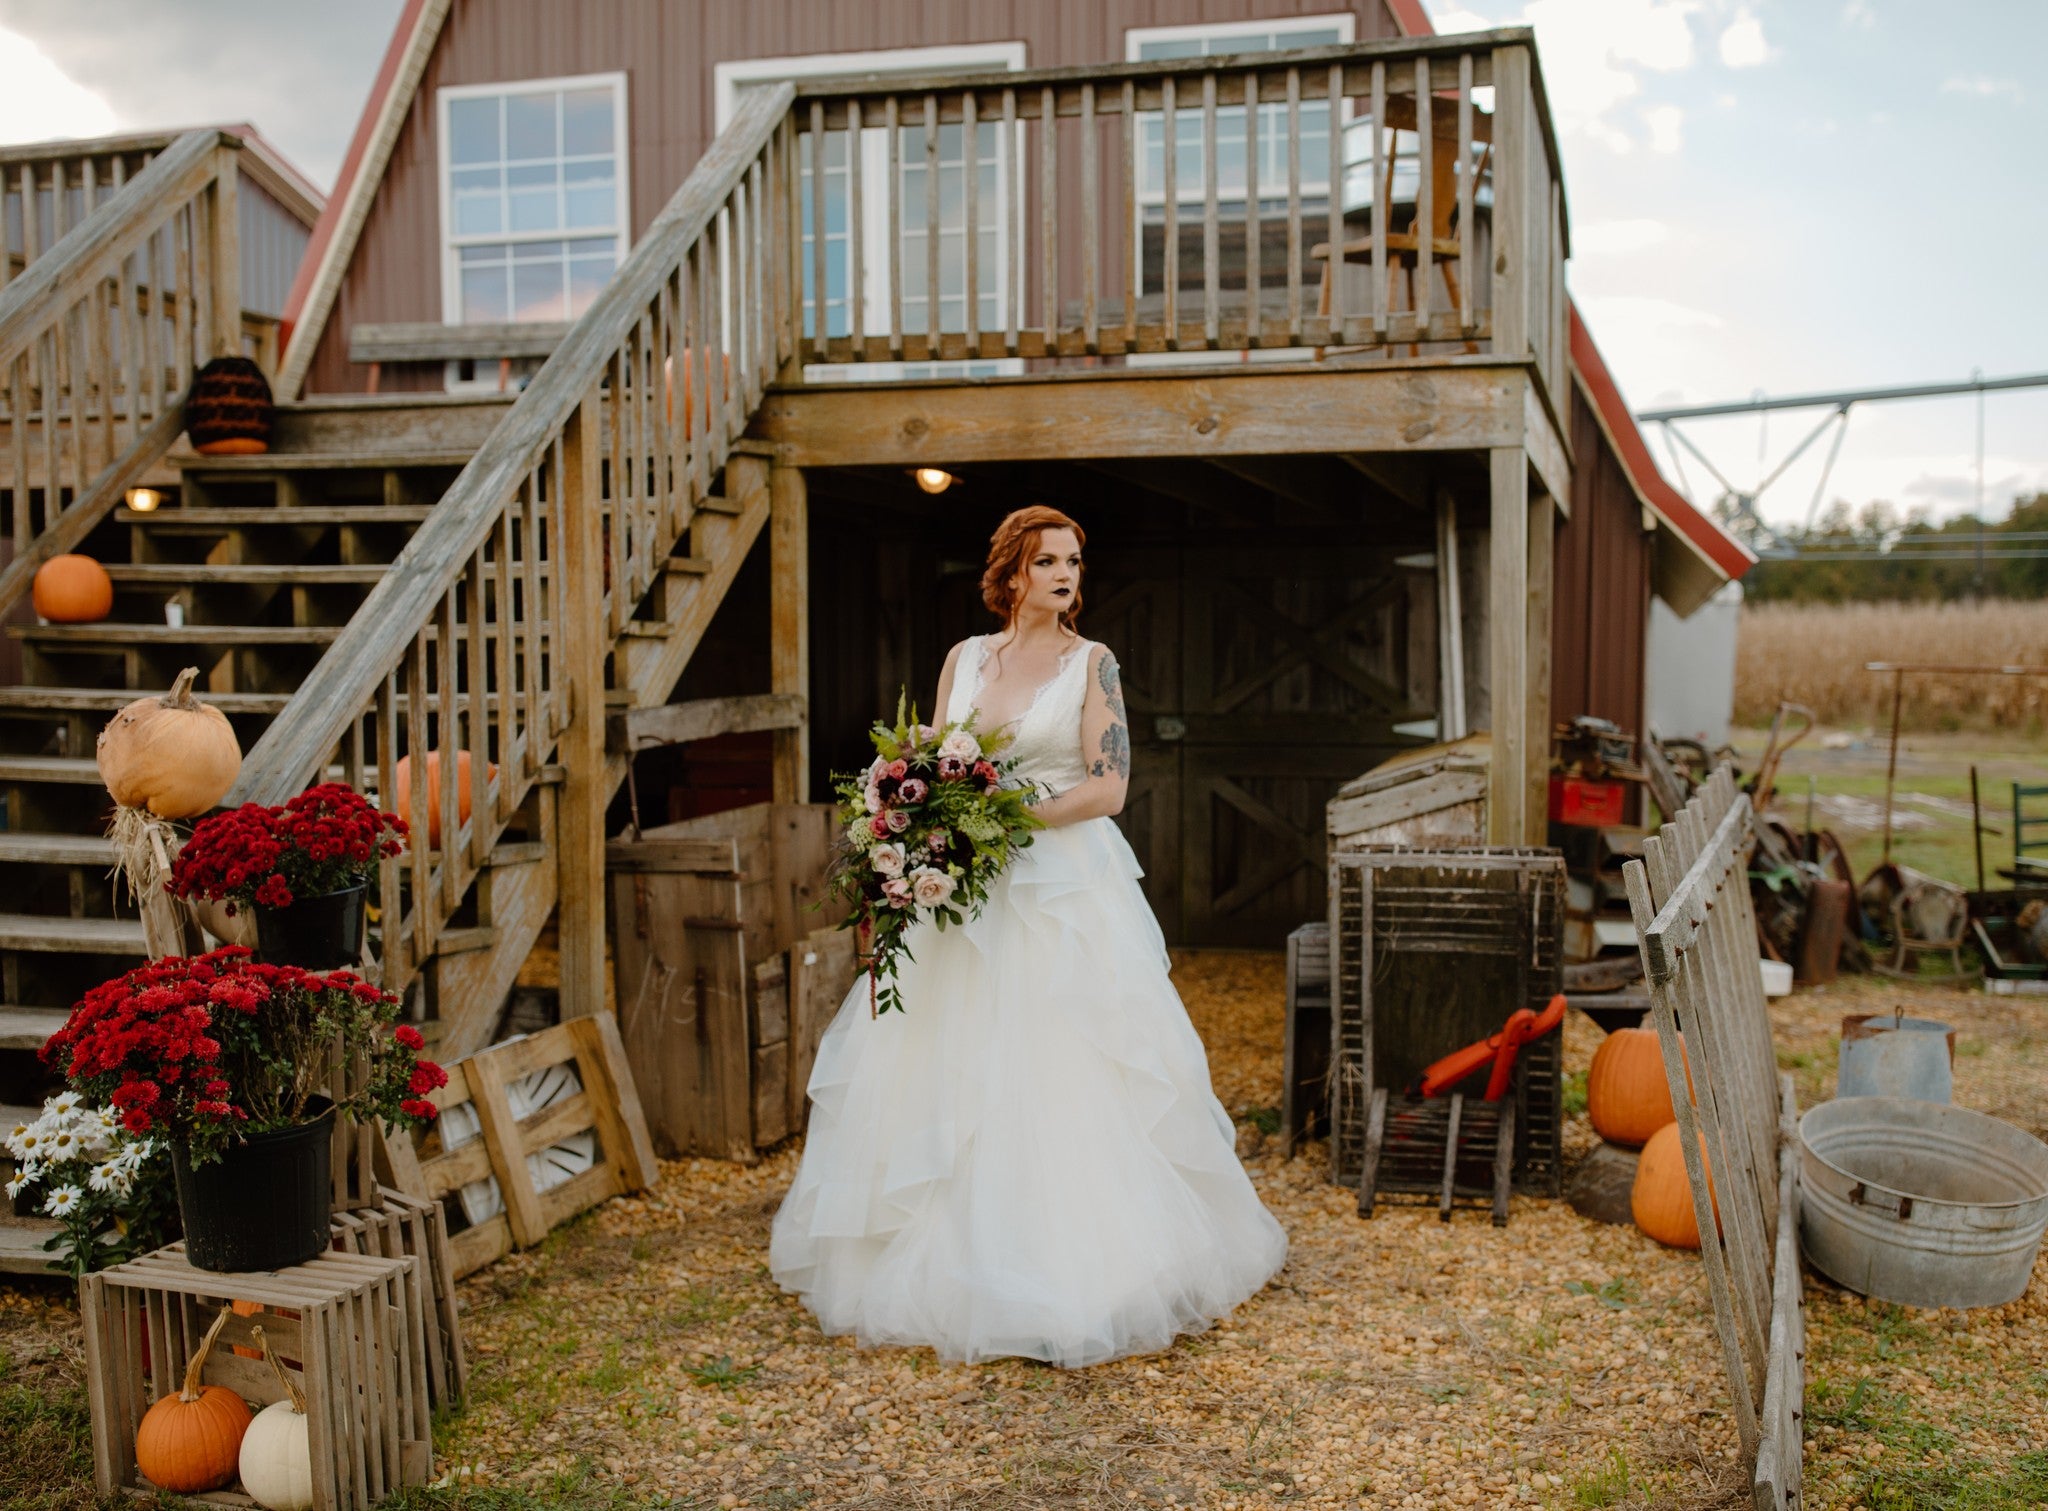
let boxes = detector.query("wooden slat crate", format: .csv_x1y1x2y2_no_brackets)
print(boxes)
408,1014,659,1277
1282,922,1330,1155
1328,847,1566,1201
329,1187,467,1408
79,1246,432,1511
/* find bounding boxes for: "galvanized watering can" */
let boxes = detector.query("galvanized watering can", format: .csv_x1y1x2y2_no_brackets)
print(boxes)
1837,1012,1956,1103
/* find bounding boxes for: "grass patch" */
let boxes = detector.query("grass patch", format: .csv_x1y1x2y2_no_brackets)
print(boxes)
685,1355,760,1392
1565,1276,1637,1310
0,1368,96,1511
1839,1448,2048,1511
1561,1069,1588,1120
385,1460,684,1509
1236,1104,1282,1136
1567,1447,1631,1507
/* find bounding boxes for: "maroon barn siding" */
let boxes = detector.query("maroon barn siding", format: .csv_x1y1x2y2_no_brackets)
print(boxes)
1552,375,1652,742
305,0,1401,393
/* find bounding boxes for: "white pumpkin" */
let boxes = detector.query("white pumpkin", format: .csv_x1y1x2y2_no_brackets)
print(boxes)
239,1324,314,1511
238,1398,312,1511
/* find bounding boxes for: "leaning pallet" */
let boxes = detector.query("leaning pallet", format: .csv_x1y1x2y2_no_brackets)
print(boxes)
79,1245,431,1511
1327,847,1567,1211
329,1186,467,1407
406,1013,660,1278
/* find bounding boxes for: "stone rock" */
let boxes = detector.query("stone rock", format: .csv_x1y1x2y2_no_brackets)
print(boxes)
1566,1141,1642,1225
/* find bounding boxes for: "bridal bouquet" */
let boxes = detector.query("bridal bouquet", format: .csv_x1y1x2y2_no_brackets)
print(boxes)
828,694,1042,1015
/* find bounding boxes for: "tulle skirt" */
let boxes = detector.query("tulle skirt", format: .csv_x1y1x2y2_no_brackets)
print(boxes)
768,816,1288,1368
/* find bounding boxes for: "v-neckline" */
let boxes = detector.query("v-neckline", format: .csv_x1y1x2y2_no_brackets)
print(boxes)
970,634,1085,735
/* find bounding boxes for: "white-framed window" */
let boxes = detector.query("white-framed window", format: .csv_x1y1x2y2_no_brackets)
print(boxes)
716,44,1026,380
1125,14,1353,295
437,72,630,346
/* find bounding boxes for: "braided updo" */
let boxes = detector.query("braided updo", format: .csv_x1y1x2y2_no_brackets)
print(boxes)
980,505,1086,629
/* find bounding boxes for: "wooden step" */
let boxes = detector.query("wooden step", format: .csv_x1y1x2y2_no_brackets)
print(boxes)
697,492,742,516
0,756,102,784
2,1102,39,1134
117,504,434,527
663,555,713,576
12,623,343,648
0,1218,62,1276
177,450,473,473
434,925,495,956
0,686,291,714
0,914,149,954
104,563,390,586
0,1008,70,1051
0,832,112,866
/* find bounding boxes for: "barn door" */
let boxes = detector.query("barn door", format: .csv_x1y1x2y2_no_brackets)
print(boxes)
1085,549,1184,940
1177,547,1427,946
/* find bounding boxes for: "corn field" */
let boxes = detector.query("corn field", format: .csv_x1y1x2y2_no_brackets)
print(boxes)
1735,599,2048,732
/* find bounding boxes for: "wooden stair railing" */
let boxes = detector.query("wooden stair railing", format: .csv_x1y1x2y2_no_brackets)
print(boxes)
224,82,799,1046
0,128,244,616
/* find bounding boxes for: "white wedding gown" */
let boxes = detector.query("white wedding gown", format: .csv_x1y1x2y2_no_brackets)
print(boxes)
769,635,1288,1367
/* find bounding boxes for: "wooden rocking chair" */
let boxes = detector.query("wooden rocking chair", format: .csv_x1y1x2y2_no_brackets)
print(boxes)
1312,94,1490,357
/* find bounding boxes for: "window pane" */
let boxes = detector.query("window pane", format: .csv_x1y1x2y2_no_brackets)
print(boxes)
562,89,613,155
1139,39,1203,60
565,184,614,230
1274,26,1343,48
512,258,564,321
451,167,502,235
448,97,499,165
460,263,508,322
568,253,612,314
506,92,557,160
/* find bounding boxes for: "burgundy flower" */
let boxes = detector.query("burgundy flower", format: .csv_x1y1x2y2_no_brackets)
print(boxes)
869,814,892,839
936,756,968,780
897,777,929,804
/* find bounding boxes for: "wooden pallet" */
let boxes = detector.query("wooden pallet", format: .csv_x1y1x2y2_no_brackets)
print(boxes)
80,1246,432,1511
1357,1086,1518,1225
402,1013,659,1278
330,1188,467,1408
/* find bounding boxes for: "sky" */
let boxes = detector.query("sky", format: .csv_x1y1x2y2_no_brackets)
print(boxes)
1,0,2042,530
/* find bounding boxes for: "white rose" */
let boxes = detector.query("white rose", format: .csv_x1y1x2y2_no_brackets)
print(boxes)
871,842,907,878
863,781,883,814
938,731,981,763
910,867,957,908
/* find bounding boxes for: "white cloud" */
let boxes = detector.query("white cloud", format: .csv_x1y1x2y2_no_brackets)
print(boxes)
1577,293,1725,332
0,26,119,143
1841,0,1876,28
1574,218,1672,256
1432,6,1497,31
1940,76,2023,101
1499,0,1705,152
1644,104,1685,153
1718,8,1772,67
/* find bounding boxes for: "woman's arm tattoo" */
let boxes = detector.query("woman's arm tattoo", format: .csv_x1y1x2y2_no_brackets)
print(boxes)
1091,652,1131,778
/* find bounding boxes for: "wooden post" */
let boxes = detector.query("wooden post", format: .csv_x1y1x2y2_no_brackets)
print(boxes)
1489,45,1530,363
557,396,608,1018
1488,447,1527,845
1525,487,1555,845
1434,485,1466,741
769,460,809,803
207,143,241,359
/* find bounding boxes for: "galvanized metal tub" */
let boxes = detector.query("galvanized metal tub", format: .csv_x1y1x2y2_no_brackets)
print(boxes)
1799,1096,2048,1309
1837,1013,1956,1103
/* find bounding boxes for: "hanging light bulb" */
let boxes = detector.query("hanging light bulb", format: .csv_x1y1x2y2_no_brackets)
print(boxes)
913,467,956,495
125,486,163,513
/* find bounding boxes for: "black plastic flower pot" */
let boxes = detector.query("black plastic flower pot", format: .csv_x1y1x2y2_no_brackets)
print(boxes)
171,1100,335,1272
254,883,366,969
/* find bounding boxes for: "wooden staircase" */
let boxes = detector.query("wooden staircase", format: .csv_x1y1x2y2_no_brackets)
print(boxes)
0,90,800,1268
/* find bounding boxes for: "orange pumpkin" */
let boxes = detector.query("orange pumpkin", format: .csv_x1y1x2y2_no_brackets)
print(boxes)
32,553,113,623
1632,1120,1720,1250
1586,1026,1693,1147
393,750,495,847
134,1305,252,1492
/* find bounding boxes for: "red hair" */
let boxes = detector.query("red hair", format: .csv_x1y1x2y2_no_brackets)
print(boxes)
980,506,1086,629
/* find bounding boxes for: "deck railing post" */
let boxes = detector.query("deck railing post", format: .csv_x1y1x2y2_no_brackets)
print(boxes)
207,142,241,360
556,391,609,1021
769,459,809,803
1489,43,1531,364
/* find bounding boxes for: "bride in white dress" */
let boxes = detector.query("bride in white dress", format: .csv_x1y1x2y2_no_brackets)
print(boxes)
769,505,1288,1368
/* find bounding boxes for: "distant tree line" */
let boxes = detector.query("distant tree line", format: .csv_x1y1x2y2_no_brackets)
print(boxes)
1731,491,2048,603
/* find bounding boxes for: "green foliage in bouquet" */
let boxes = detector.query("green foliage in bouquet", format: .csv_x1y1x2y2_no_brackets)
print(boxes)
827,692,1043,1014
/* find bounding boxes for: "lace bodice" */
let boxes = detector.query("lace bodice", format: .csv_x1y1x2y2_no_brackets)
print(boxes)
949,634,1093,797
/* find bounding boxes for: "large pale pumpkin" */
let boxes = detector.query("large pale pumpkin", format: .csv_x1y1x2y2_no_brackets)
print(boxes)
97,667,242,818
134,1306,252,1493
1587,1027,1691,1147
1632,1120,1720,1250
393,749,495,847
32,553,114,622
239,1324,314,1511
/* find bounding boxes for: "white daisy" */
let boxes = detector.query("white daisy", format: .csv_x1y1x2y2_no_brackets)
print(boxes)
88,1160,126,1194
3,1123,31,1161
43,1185,83,1218
5,1170,32,1202
47,1091,83,1118
46,1128,80,1160
9,1128,43,1162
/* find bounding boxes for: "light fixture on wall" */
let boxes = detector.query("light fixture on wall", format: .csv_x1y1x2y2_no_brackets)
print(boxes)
912,467,958,495
125,487,163,513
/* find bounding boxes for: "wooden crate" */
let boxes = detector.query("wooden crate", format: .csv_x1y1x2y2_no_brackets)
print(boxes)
1327,736,1489,851
329,1188,467,1408
79,1246,431,1511
606,802,855,1158
406,1014,659,1277
1328,847,1566,1201
1282,922,1330,1156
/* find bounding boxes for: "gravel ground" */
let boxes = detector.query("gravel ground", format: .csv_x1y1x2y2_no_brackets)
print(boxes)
3,953,2043,1511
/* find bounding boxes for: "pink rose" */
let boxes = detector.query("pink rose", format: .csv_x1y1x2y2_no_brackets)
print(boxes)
927,829,950,853
881,877,914,909
870,814,892,838
937,755,968,781
897,777,929,804
886,759,909,780
885,809,912,834
910,868,956,907
939,731,981,763
863,781,883,814
973,760,999,791
871,842,907,878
